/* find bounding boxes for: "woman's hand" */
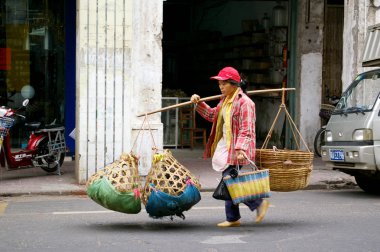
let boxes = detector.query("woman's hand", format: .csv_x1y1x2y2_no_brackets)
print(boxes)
190,94,200,104
236,150,247,162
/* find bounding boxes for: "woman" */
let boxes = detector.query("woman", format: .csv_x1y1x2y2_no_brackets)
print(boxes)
190,66,269,227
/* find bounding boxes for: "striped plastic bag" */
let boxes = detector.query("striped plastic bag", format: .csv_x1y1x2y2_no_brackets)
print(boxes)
223,161,270,205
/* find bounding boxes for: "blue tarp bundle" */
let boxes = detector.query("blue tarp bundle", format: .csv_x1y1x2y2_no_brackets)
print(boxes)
145,180,201,219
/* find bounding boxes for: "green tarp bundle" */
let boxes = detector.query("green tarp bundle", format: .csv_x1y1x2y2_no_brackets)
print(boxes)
87,177,141,214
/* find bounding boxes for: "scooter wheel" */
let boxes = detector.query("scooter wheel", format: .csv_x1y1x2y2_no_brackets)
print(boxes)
37,138,65,173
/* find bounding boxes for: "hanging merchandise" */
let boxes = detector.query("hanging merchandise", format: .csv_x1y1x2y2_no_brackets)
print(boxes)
262,13,270,32
282,44,288,68
270,68,283,84
145,179,201,219
86,115,150,215
86,153,142,214
142,150,201,219
273,1,287,27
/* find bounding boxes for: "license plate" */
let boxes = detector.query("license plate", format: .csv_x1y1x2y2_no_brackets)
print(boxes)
330,149,345,161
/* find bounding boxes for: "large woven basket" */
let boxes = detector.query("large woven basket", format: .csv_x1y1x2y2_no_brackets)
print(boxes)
256,149,313,170
141,149,201,205
86,152,141,192
268,166,312,192
257,96,314,192
256,148,313,192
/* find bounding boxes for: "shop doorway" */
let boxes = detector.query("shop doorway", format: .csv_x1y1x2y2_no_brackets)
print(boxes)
162,0,291,147
322,1,344,105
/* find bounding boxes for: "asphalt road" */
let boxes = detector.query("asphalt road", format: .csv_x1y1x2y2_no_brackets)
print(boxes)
1,190,380,252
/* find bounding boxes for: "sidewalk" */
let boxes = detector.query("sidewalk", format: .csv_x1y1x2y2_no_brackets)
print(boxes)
0,148,357,196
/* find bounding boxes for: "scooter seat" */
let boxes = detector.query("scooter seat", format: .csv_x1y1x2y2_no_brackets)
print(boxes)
43,124,63,129
24,122,41,130
24,121,64,132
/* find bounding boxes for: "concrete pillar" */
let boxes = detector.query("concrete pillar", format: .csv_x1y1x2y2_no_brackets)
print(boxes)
342,0,366,89
296,0,324,150
342,1,380,90
76,0,163,184
130,0,163,176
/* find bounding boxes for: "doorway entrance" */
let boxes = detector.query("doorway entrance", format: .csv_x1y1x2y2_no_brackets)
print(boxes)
162,0,291,147
322,1,344,105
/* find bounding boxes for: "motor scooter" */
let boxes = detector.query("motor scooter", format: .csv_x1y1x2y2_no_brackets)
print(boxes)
0,99,66,174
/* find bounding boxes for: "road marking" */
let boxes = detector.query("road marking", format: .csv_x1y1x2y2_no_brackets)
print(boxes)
53,210,113,215
201,235,247,244
193,206,226,210
0,201,8,216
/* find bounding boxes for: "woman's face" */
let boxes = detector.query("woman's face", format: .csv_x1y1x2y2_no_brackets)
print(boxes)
218,80,237,97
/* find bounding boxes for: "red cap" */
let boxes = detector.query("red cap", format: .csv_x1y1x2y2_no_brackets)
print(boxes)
210,67,240,83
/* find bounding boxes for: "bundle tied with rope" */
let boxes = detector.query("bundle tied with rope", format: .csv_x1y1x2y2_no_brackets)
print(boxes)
142,149,201,219
135,114,201,219
86,116,163,214
86,152,142,214
256,92,313,192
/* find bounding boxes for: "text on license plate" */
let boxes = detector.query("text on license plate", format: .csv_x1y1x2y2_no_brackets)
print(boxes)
330,149,345,161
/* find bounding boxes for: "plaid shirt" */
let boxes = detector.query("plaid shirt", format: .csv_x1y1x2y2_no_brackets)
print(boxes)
195,89,256,165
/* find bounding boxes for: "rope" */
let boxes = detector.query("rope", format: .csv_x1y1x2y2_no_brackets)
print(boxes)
131,116,147,151
144,114,157,148
284,106,310,152
262,104,284,148
130,114,158,154
261,103,310,153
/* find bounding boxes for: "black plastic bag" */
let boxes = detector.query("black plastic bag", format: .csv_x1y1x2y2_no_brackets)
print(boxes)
212,179,231,200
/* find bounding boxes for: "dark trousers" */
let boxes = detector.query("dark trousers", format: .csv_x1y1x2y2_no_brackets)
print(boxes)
222,165,263,222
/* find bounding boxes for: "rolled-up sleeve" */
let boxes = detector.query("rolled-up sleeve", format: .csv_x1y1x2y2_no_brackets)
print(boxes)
195,101,219,123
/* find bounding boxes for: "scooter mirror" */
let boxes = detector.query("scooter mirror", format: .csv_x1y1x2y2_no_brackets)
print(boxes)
22,99,29,107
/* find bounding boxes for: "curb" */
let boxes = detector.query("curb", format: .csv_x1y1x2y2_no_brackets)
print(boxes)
0,189,88,197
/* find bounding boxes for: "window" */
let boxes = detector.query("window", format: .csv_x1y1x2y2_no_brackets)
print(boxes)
0,0,65,147
362,23,380,67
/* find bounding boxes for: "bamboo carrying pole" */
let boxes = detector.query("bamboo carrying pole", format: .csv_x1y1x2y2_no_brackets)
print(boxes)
137,87,295,117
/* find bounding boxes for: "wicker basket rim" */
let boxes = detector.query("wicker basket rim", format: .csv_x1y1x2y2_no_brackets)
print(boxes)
265,166,312,170
257,149,313,154
269,169,312,174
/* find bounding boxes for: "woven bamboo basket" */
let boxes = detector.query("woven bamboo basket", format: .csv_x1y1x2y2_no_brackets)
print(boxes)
141,149,201,205
256,148,313,191
86,152,141,192
256,149,313,170
257,96,314,191
268,166,312,192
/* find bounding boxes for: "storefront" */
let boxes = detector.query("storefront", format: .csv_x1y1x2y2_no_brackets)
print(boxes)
162,0,293,148
0,0,75,153
0,0,350,183
162,0,344,150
